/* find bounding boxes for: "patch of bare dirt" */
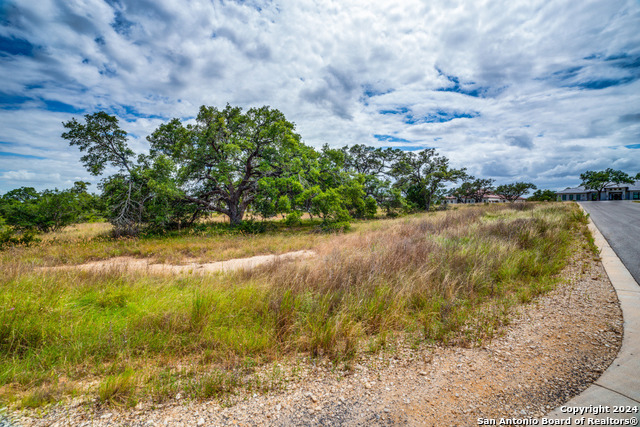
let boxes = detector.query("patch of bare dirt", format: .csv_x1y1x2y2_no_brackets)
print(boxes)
44,250,316,275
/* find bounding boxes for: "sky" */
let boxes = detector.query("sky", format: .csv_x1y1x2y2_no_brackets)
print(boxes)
0,0,639,194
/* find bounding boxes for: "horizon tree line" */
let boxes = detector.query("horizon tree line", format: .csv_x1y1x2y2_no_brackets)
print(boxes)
2,104,635,241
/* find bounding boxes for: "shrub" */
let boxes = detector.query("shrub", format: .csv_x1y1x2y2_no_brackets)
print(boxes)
235,220,267,234
283,211,302,226
97,370,138,407
0,216,40,249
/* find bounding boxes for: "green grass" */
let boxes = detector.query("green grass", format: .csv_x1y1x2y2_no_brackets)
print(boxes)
97,369,138,407
0,203,590,407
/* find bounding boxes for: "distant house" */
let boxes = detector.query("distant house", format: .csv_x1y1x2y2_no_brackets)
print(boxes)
557,180,640,201
445,194,526,204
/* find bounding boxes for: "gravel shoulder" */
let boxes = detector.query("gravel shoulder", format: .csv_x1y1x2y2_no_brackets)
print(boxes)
13,241,623,426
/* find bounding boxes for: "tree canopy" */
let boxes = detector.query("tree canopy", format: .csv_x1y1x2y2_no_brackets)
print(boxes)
0,182,99,233
495,182,537,202
53,104,554,236
390,149,466,210
148,104,305,225
450,176,495,203
62,113,193,235
580,168,634,201
528,189,557,202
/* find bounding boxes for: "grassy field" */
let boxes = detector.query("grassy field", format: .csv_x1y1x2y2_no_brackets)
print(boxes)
0,203,593,408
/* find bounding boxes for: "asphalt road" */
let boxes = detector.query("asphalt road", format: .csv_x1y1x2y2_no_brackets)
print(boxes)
579,201,640,285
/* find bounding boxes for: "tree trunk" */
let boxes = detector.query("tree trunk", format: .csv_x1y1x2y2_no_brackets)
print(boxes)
227,198,245,225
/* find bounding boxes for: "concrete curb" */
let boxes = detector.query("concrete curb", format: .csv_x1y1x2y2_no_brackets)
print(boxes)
545,205,640,422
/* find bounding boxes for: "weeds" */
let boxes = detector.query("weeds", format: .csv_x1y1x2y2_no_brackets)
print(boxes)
97,370,138,407
186,370,240,400
18,386,58,409
0,203,586,406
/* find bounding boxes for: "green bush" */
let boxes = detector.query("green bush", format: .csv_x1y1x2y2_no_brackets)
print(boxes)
0,182,102,233
320,220,351,233
283,211,302,226
364,196,378,219
235,220,268,234
0,216,39,249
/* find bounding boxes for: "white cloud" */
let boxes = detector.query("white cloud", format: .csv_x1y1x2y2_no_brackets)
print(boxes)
1,0,639,193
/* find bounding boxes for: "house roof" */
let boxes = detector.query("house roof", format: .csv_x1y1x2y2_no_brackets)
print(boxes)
557,180,640,194
447,193,525,201
557,186,592,194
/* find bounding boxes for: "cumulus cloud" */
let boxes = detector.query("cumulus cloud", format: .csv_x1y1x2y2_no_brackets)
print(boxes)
1,0,639,193
504,131,534,150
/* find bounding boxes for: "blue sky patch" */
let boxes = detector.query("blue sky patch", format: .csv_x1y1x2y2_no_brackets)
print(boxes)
559,52,640,89
361,84,393,98
435,68,488,97
381,145,431,151
111,11,134,36
550,66,583,81
0,36,34,56
0,151,46,160
572,77,635,90
0,93,31,109
417,110,479,123
0,94,85,114
374,134,411,143
605,53,640,69
625,144,640,149
43,100,84,114
99,63,117,77
379,107,409,115
101,104,165,122
380,107,479,124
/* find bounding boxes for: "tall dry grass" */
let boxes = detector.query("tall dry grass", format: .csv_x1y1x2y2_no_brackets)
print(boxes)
0,203,588,406
242,203,576,357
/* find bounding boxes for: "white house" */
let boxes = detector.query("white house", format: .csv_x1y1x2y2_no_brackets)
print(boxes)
557,180,640,201
444,194,526,204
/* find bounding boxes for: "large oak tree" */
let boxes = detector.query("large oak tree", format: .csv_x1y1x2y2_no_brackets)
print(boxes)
148,104,304,224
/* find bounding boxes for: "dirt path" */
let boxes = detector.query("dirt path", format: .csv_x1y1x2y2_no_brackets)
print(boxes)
45,250,316,275
17,246,623,426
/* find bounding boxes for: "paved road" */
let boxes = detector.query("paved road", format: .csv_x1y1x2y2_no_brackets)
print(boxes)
579,201,640,285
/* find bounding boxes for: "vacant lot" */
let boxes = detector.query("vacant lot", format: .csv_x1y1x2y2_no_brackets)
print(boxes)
1,203,594,410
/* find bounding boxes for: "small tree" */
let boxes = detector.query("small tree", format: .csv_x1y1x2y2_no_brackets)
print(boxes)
528,189,557,202
63,112,191,235
310,188,351,225
579,169,634,201
450,177,495,203
63,112,140,234
391,149,465,211
495,182,537,202
377,186,408,217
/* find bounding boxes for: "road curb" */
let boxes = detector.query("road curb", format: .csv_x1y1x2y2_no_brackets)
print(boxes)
544,204,640,422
